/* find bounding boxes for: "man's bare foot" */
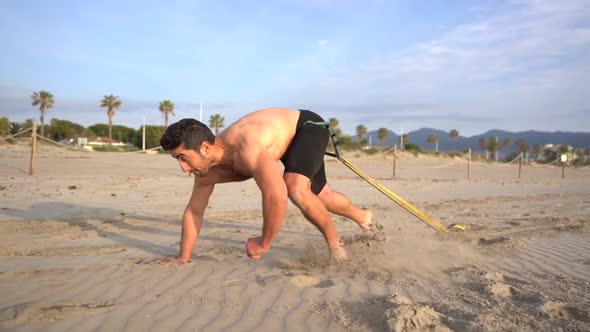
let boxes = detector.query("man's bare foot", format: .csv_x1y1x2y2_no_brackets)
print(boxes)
156,257,187,266
358,209,374,236
329,239,348,262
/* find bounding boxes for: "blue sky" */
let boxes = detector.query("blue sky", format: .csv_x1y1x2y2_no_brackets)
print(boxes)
1,0,589,136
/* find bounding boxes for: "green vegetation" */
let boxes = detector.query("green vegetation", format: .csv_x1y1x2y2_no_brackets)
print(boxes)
404,143,422,153
362,147,381,155
93,146,137,152
88,124,136,143
48,119,84,141
0,117,10,136
134,125,166,149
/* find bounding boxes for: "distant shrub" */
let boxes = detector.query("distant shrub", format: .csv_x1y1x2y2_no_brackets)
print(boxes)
88,124,137,143
93,146,137,152
503,152,520,162
0,117,10,136
572,158,590,167
404,143,422,153
133,125,167,149
448,151,464,158
335,135,362,151
363,147,381,155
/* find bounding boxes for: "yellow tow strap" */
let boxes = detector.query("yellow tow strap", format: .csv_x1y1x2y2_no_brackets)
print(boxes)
304,119,448,234
333,153,448,233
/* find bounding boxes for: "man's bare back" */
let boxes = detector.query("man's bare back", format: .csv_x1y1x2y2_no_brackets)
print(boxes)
160,108,373,264
198,108,301,182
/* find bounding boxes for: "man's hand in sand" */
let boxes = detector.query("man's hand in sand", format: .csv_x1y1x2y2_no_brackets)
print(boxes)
157,257,188,266
246,236,269,260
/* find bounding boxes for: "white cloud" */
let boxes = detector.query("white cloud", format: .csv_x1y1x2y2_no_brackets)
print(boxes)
287,0,590,135
318,39,329,47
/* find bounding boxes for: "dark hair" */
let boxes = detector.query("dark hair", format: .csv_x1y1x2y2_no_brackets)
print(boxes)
160,118,215,151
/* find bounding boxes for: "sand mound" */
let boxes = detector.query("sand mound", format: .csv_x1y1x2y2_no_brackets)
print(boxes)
385,295,451,332
539,301,569,319
485,281,513,298
483,271,505,282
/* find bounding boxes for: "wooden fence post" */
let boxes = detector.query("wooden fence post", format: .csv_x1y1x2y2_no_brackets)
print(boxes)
468,148,471,182
29,120,37,176
392,146,397,179
518,152,522,179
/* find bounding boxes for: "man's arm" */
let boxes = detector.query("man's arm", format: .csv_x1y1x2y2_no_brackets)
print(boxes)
241,143,288,258
177,178,214,263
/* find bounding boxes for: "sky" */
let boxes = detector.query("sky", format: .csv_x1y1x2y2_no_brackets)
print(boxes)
1,0,589,136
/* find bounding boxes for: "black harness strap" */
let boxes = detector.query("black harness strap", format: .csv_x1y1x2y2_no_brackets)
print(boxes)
303,120,340,158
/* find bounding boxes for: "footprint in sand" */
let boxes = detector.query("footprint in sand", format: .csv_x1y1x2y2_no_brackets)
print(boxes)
290,275,335,288
203,246,243,259
0,300,117,323
131,254,219,267
221,279,242,287
7,245,126,257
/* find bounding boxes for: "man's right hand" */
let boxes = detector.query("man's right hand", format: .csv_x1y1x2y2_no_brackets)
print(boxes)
246,236,269,259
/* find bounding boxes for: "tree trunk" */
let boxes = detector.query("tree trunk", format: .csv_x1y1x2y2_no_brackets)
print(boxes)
165,113,168,127
108,112,113,147
40,106,45,138
436,142,439,152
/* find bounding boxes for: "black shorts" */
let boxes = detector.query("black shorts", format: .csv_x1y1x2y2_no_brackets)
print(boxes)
280,110,329,195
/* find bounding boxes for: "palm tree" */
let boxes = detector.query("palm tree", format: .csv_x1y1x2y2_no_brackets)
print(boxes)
488,136,499,161
401,134,409,148
329,117,339,130
377,128,389,146
328,117,342,136
533,144,543,160
209,114,225,134
427,134,439,152
479,138,489,159
31,91,55,138
99,95,122,146
515,139,530,160
449,129,459,150
498,138,512,161
356,124,367,141
159,100,175,127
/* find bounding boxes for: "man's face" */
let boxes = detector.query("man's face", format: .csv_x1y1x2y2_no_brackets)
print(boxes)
170,144,212,177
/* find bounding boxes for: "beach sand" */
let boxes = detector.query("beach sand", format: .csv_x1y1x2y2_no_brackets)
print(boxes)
1,143,589,331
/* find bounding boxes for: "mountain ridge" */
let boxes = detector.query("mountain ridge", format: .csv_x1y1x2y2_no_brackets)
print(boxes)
357,128,590,152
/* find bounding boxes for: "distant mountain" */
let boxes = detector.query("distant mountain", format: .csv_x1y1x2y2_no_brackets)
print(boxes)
360,128,590,155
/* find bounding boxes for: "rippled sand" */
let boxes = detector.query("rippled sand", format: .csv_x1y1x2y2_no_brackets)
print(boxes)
1,144,589,331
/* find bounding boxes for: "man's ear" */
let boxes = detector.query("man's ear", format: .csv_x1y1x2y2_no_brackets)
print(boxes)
199,141,211,155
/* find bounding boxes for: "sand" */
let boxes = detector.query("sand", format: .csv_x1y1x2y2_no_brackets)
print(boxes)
0,143,589,331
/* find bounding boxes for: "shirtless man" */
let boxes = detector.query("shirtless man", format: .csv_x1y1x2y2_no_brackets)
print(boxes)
160,108,373,264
